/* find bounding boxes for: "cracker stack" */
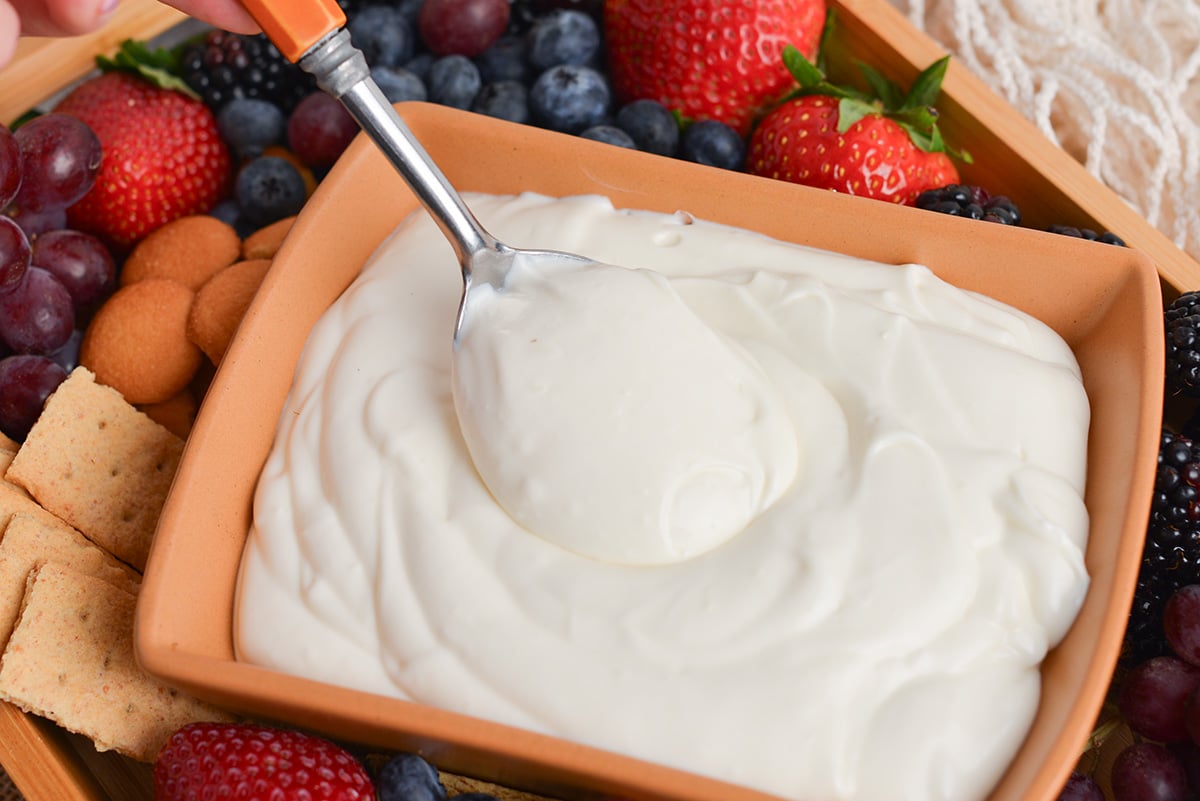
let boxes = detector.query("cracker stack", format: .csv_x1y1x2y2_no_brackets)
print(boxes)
0,367,232,762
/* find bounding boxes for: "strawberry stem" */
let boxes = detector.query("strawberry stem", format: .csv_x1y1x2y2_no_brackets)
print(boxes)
95,39,200,100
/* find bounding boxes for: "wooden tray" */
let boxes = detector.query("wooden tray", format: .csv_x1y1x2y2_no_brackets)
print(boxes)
1,0,1197,800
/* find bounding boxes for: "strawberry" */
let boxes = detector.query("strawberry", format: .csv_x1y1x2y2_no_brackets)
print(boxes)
154,721,375,801
604,0,827,137
54,43,230,250
746,47,967,205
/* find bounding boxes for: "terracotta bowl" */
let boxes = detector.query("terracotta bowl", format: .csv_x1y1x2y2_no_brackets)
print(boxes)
137,102,1163,801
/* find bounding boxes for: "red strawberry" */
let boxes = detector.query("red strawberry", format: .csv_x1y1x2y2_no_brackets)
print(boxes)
154,721,375,801
747,48,967,205
604,0,827,136
55,69,230,250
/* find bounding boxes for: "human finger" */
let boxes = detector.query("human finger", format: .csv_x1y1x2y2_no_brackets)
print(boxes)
8,0,115,37
161,0,259,34
0,0,19,71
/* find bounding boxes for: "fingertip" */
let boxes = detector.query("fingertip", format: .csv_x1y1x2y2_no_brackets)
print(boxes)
164,2,260,35
0,1,18,73
12,0,111,37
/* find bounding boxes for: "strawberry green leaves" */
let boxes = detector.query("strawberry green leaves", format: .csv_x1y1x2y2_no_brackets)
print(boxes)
778,44,970,163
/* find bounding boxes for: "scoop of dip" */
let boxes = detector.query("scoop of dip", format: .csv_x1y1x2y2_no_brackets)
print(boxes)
452,254,799,565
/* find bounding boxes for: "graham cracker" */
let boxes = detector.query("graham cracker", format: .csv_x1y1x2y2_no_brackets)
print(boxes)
0,562,234,762
0,513,141,647
0,482,64,532
5,368,184,571
0,433,17,451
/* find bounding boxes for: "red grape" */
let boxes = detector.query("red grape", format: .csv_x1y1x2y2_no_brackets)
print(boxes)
7,204,67,239
286,92,358,170
13,113,102,212
0,124,21,209
1119,656,1200,742
31,229,116,309
1166,585,1200,666
0,354,67,441
0,215,31,295
1057,772,1104,801
419,0,510,57
1169,741,1200,794
0,266,75,355
1112,743,1189,801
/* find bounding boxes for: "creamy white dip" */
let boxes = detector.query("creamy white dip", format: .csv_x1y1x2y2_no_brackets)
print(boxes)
236,192,1091,801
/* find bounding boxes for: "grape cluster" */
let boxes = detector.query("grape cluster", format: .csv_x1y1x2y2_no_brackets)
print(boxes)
1097,583,1200,801
0,115,117,441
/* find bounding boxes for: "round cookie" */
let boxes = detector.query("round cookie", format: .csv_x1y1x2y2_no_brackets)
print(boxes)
137,389,197,440
242,216,296,261
187,259,272,365
120,215,241,290
81,279,202,405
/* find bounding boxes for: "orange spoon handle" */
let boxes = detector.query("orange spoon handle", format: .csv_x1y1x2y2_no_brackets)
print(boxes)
239,0,347,63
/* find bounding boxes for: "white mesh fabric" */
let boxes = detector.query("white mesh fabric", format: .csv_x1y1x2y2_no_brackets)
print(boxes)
886,0,1200,267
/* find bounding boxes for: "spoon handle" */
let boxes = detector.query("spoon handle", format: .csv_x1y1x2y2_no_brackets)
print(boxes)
237,0,498,269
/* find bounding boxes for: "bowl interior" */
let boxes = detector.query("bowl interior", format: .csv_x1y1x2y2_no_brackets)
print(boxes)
137,102,1163,801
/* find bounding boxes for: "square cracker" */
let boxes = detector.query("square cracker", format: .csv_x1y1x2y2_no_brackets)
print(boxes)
0,482,64,532
0,513,141,647
5,368,184,571
0,562,233,762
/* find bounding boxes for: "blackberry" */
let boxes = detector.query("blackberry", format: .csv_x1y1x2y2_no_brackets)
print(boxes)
1166,291,1200,397
1124,429,1200,665
179,31,315,113
1045,224,1126,246
915,184,1021,225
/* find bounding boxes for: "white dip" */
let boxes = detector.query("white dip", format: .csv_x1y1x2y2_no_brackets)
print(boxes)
236,192,1091,801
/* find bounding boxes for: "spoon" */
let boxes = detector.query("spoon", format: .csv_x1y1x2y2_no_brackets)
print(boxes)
236,0,590,339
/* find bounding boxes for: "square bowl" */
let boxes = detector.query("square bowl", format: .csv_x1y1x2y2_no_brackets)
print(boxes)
136,101,1163,801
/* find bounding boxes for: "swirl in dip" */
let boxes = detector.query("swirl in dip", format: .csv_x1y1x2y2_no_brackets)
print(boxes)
236,192,1091,801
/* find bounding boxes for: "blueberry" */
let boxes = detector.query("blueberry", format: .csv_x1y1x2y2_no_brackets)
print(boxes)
235,156,307,227
217,97,286,160
615,99,679,157
348,6,415,68
428,55,482,109
372,66,428,103
475,34,529,83
529,63,610,133
376,753,447,801
395,0,424,26
405,52,436,83
580,124,636,148
208,198,241,229
526,10,600,70
472,81,530,124
680,120,746,171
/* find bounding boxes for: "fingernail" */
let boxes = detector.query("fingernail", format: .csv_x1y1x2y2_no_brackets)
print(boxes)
100,0,119,16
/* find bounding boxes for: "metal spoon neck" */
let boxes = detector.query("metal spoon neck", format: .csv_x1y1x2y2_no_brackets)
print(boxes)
297,28,494,266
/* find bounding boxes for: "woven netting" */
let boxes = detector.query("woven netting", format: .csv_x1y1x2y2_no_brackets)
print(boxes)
885,0,1200,268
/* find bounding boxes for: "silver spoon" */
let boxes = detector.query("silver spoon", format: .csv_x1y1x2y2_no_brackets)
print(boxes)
238,1,589,340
